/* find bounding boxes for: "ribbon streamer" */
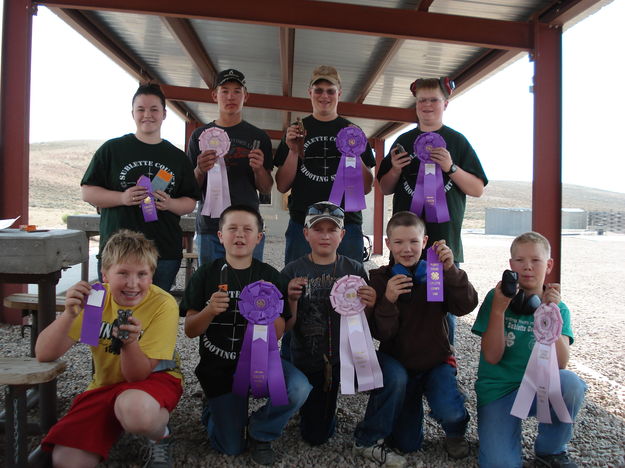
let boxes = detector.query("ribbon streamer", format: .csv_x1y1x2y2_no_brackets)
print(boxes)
426,247,444,302
232,281,288,406
80,283,106,346
409,132,450,223
330,275,383,394
329,126,367,212
199,127,232,218
136,175,158,222
510,303,573,424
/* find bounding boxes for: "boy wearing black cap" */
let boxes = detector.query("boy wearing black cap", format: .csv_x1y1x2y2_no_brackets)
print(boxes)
282,201,377,447
187,69,274,266
274,65,377,265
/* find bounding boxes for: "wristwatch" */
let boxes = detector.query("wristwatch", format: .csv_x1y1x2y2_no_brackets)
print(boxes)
445,163,458,175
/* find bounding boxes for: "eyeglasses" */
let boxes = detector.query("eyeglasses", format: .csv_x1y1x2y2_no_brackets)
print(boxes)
417,97,445,104
311,87,338,96
307,202,345,218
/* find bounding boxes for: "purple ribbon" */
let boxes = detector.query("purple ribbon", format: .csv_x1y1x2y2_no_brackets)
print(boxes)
232,281,288,405
409,132,450,223
329,126,367,212
426,246,444,302
137,175,158,222
511,303,572,424
80,283,106,346
330,275,383,394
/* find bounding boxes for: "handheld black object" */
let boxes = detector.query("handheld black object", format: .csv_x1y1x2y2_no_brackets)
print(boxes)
218,263,228,292
116,309,133,340
394,143,406,155
391,263,413,302
501,270,518,298
510,291,541,316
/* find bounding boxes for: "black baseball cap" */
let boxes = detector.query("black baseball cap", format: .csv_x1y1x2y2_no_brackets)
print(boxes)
215,69,246,87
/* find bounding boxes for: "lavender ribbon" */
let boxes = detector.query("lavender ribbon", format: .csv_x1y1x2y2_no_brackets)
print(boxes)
329,126,367,212
330,275,383,394
80,283,105,346
510,303,573,424
199,127,232,218
137,175,157,222
426,246,444,302
232,281,288,405
409,132,450,223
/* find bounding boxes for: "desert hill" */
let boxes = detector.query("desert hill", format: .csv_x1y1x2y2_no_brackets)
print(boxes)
27,140,625,229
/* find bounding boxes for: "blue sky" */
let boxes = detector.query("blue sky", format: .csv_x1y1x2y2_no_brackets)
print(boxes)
2,2,623,193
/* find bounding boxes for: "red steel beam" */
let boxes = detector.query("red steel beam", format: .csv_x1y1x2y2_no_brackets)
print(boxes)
354,39,404,104
37,0,532,50
531,23,562,283
160,84,416,123
162,17,217,88
371,138,385,255
538,0,609,26
0,0,34,323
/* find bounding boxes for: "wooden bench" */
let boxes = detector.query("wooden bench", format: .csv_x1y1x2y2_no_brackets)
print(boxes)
0,357,66,467
3,294,65,357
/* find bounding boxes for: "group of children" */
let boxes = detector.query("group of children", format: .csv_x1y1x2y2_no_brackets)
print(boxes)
35,203,586,468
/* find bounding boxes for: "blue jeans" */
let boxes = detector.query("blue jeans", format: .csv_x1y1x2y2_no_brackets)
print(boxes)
354,352,469,452
284,219,364,265
477,369,586,468
197,232,265,266
97,258,180,292
201,359,312,455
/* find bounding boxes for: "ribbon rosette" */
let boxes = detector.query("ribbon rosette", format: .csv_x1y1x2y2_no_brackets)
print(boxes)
409,132,450,223
232,281,288,405
136,175,158,222
330,275,383,394
329,126,367,212
199,127,232,218
510,303,573,424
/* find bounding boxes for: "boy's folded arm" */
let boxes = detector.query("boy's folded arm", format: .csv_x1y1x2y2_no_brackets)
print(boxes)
444,267,479,317
555,334,570,369
372,292,401,342
184,307,215,338
35,310,77,362
121,343,160,382
274,316,286,339
480,293,508,364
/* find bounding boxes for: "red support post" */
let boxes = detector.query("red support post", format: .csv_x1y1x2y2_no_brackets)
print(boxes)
371,138,385,255
0,0,34,323
184,120,203,152
531,23,562,283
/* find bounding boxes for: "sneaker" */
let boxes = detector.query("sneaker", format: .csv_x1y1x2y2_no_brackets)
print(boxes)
445,436,469,459
142,434,173,468
535,452,578,468
353,440,407,467
248,436,276,466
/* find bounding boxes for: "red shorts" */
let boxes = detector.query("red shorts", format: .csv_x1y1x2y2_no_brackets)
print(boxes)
42,372,182,460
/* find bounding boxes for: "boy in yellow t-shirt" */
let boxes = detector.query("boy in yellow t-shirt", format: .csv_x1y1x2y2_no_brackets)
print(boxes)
36,229,182,467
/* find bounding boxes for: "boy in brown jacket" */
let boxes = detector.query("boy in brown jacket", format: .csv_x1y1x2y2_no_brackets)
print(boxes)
353,211,478,466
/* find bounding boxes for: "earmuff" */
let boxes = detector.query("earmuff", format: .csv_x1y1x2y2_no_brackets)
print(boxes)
409,77,456,98
509,290,541,316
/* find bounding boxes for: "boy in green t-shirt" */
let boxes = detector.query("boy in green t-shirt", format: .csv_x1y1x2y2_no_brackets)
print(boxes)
180,205,311,466
36,230,182,467
471,232,586,468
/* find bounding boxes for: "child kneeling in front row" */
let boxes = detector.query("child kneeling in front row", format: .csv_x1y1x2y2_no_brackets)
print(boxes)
282,201,377,446
180,205,312,466
353,211,477,467
36,229,182,468
471,231,586,468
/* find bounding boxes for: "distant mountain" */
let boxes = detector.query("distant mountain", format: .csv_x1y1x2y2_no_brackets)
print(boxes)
28,140,625,229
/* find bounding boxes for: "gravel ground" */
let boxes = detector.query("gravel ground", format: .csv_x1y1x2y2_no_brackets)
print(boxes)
1,232,624,467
